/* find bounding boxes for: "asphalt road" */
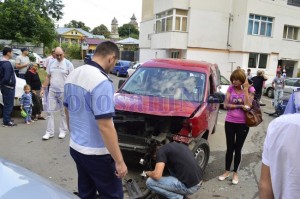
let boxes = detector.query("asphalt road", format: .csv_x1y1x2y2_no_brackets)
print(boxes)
0,59,279,198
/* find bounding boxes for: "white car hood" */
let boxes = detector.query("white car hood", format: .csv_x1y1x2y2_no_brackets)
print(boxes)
0,77,26,105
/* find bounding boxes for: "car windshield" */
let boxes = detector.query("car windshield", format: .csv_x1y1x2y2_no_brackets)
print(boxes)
221,75,230,85
120,67,206,102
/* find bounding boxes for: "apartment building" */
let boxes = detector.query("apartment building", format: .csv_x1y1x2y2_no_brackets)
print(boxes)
139,0,300,79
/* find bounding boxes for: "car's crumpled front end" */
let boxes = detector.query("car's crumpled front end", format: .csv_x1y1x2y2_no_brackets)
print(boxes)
114,110,188,153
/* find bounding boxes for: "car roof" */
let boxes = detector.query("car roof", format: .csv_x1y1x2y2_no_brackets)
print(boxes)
142,58,216,73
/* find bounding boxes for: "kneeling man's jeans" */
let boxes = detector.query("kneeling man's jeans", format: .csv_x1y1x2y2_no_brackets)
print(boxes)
146,176,201,199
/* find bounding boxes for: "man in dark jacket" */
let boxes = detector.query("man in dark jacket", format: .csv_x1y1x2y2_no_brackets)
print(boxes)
251,70,268,106
145,141,203,199
0,47,17,127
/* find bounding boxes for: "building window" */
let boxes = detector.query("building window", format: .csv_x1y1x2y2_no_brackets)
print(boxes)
170,51,180,58
248,14,273,37
287,0,300,7
248,53,268,69
156,9,188,33
283,25,299,40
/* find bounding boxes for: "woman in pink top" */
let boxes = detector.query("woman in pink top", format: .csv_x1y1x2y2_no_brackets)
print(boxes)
218,69,255,185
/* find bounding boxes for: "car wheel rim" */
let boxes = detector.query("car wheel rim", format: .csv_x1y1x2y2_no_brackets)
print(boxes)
195,147,206,168
268,89,273,97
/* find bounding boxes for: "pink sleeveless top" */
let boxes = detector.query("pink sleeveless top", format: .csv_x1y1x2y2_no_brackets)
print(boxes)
225,85,255,124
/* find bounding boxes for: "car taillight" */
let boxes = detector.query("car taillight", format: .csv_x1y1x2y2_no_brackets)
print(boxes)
180,119,192,137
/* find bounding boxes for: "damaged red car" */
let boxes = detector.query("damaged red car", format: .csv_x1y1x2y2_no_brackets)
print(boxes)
114,59,224,171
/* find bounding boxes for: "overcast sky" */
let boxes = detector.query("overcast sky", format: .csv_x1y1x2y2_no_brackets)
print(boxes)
58,0,142,30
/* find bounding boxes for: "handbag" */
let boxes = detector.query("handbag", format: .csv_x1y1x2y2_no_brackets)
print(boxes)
246,98,263,127
21,109,27,118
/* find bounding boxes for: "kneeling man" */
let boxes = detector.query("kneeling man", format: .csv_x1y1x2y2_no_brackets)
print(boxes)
145,141,203,199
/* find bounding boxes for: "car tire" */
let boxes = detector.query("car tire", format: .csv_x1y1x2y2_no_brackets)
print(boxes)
192,138,210,171
267,88,274,98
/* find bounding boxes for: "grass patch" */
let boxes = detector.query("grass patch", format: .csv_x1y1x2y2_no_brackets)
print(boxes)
37,68,47,84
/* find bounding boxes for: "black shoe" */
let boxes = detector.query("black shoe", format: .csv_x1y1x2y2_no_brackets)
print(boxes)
3,122,17,127
2,120,14,125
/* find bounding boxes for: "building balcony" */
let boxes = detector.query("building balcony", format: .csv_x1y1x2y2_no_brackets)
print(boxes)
151,32,188,49
154,0,189,13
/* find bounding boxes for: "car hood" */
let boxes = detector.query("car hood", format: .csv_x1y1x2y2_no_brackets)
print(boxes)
114,93,200,117
0,158,79,199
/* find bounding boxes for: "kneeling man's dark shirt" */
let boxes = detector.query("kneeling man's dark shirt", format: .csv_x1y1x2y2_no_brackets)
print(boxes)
156,142,203,188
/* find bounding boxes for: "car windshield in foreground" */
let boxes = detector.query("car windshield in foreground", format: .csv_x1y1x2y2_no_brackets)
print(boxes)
120,67,206,102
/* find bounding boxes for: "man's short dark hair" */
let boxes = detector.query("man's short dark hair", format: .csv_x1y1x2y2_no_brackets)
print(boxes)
94,41,120,59
21,47,28,52
3,47,12,56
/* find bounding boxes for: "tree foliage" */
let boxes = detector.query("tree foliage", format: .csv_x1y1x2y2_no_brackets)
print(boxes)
64,20,91,32
0,0,64,46
118,24,139,39
92,24,110,38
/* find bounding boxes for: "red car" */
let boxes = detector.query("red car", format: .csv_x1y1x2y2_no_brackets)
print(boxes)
114,59,224,171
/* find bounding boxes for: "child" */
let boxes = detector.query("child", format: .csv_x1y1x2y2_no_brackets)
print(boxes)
20,84,33,124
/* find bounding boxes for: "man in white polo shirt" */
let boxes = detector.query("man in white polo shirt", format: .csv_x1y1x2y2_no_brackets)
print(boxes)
259,90,300,198
64,41,127,199
41,47,74,140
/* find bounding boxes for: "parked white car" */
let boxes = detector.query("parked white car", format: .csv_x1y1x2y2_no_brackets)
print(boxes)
219,75,231,95
31,52,44,67
0,77,26,117
263,77,300,98
127,62,143,77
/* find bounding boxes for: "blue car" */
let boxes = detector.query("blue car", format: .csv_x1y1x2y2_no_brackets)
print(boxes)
84,53,94,64
112,60,132,77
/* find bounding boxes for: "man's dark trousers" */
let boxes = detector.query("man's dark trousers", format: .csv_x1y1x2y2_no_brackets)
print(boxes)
1,87,15,124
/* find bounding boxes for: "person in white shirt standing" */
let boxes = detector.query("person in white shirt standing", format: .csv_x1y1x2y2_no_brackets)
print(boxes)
259,91,300,198
15,48,30,79
43,48,56,70
272,71,285,110
41,47,74,140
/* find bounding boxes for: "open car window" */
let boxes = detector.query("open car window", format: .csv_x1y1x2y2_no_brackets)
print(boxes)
120,67,206,102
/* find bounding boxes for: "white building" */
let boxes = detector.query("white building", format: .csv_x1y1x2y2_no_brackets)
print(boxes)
139,0,300,79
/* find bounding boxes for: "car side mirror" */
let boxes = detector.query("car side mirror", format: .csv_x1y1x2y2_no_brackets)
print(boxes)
208,92,225,103
118,80,126,89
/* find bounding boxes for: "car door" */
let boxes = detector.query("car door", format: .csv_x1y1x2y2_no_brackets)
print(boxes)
284,79,297,94
207,73,219,133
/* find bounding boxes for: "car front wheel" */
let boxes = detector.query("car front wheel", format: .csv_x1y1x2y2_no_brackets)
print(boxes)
192,138,210,171
267,88,274,98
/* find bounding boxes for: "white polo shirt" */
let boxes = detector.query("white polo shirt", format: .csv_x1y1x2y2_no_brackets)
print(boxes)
46,58,74,92
262,114,300,199
64,62,115,155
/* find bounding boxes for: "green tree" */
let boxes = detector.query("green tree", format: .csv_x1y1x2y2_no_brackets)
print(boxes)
0,0,63,46
92,24,110,38
64,20,91,32
118,24,139,39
